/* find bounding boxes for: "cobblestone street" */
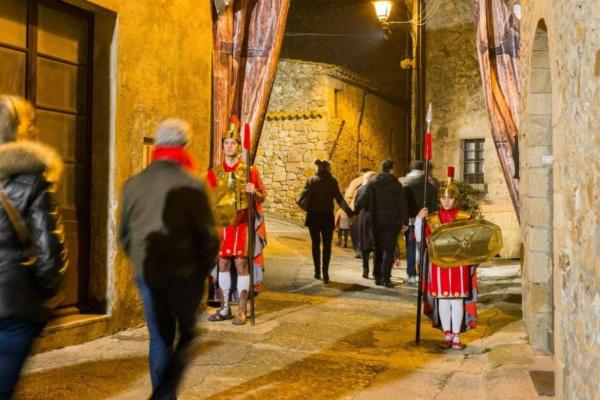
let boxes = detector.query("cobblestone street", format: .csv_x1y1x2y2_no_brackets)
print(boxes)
16,217,553,399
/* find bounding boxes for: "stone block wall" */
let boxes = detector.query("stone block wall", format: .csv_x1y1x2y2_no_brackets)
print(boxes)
424,0,520,258
519,1,600,398
255,60,409,222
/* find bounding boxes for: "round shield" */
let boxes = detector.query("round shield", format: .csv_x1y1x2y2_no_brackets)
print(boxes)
427,218,503,268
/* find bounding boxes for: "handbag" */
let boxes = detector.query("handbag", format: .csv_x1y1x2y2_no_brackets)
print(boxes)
296,178,312,212
0,183,35,258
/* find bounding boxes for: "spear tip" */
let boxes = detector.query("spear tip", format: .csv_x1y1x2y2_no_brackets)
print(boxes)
426,103,433,123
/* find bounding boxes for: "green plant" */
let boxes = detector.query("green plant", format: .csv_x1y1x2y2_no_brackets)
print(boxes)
455,180,485,215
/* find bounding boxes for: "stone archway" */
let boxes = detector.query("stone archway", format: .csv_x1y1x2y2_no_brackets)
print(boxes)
521,20,554,352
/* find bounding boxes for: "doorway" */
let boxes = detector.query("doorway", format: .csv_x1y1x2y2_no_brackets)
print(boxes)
0,0,93,311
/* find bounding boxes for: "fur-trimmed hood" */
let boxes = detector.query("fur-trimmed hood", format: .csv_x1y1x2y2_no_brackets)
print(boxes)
0,140,63,183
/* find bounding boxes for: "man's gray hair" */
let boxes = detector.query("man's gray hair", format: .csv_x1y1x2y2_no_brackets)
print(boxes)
154,118,190,147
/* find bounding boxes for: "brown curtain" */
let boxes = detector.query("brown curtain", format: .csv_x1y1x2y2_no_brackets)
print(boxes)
212,0,291,165
472,0,521,219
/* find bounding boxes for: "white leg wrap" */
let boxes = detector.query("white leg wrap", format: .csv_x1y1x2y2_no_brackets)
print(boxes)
450,299,464,334
218,271,232,314
237,275,251,296
438,299,452,332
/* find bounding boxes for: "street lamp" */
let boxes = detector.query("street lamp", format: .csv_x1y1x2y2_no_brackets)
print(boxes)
372,1,393,24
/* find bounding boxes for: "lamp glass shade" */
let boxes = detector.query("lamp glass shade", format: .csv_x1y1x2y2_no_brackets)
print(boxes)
372,1,392,22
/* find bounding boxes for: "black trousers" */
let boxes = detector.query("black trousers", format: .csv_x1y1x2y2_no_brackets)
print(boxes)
308,225,334,275
362,249,373,273
374,224,400,283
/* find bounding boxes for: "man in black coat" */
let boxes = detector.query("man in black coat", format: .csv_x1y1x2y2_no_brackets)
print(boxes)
400,161,439,283
356,160,409,287
119,119,219,400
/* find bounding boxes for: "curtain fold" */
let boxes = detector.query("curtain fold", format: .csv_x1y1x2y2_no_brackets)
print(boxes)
472,0,521,219
212,0,291,164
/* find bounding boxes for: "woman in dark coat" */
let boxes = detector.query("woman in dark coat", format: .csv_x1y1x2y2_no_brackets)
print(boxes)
353,171,376,279
0,95,67,398
299,160,353,283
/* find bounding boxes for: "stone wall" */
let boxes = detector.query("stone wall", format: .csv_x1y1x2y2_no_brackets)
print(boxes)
255,59,409,222
424,0,520,258
519,1,600,398
35,0,213,352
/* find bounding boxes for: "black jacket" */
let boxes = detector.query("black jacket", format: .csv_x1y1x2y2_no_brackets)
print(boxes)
300,172,353,228
356,172,409,228
119,160,219,289
401,170,438,218
353,184,374,251
0,141,67,322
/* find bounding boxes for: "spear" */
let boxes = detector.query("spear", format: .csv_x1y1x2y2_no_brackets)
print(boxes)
243,122,256,326
416,103,433,344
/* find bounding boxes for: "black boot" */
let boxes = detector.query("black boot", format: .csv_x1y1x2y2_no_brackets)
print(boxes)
314,265,321,280
322,266,330,284
362,268,369,279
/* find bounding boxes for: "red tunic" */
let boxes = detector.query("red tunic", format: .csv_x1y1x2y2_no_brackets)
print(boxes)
426,208,473,298
206,161,265,258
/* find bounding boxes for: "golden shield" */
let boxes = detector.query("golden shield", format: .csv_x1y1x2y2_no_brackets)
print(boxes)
427,219,503,268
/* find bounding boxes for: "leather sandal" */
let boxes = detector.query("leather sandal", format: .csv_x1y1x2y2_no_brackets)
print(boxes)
208,308,232,322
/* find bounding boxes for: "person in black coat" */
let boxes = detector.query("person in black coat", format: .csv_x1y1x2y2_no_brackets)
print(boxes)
0,95,67,398
119,119,219,399
298,160,353,283
353,171,376,279
356,160,409,287
400,161,439,283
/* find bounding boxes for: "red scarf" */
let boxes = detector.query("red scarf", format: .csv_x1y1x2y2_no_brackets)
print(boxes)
151,146,196,171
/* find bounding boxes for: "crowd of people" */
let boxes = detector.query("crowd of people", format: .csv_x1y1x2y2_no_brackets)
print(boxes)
300,158,440,288
0,94,479,399
298,158,479,349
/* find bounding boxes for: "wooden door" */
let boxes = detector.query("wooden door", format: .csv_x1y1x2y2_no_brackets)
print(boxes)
0,0,93,310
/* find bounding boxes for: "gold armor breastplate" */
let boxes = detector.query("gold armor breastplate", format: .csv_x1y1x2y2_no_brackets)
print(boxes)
214,162,249,226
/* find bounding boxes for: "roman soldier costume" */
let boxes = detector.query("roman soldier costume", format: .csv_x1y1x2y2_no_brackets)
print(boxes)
416,167,478,350
206,117,267,325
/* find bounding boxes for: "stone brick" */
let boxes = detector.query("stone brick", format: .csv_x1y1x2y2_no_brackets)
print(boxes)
527,93,553,116
524,197,552,227
525,226,551,253
528,283,553,313
524,251,553,284
525,167,552,198
273,166,287,182
525,145,553,169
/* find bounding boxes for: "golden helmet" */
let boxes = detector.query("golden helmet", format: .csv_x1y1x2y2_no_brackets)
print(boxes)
438,166,460,199
222,115,241,144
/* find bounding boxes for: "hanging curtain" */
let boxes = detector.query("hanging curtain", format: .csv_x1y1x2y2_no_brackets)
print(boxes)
472,0,521,219
212,0,291,164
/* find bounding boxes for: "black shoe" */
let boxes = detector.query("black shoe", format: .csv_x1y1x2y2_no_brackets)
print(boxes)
375,279,383,286
314,273,321,280
384,281,394,288
362,270,369,279
323,273,330,284
354,254,362,259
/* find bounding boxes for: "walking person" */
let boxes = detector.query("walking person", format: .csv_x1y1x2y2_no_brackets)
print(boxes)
353,171,376,279
119,119,219,399
343,168,371,257
335,208,350,247
356,160,409,287
298,160,353,283
0,95,67,399
400,161,438,284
